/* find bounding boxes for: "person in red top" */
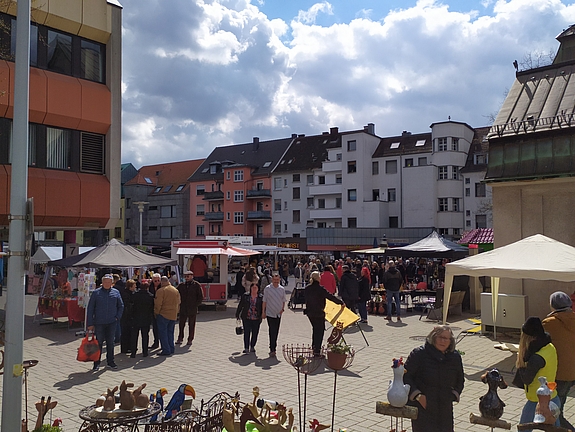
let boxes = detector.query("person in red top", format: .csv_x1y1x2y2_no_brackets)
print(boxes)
190,255,208,282
320,266,337,294
336,260,343,281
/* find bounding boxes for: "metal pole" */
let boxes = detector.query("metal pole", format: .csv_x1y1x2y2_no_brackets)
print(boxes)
2,0,30,430
139,208,143,246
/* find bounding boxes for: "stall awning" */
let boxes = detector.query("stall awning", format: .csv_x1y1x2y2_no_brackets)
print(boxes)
176,246,258,256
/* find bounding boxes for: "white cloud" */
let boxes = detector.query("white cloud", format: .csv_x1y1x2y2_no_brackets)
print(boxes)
119,0,575,165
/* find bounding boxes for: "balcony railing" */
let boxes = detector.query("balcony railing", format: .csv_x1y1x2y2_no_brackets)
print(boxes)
247,211,271,220
202,191,224,201
204,212,224,221
246,189,272,198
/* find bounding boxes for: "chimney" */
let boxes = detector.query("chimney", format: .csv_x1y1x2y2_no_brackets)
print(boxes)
253,137,259,151
402,131,411,136
364,123,375,135
292,133,298,139
330,127,338,136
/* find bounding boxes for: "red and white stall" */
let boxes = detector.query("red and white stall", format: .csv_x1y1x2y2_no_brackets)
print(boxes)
171,240,258,303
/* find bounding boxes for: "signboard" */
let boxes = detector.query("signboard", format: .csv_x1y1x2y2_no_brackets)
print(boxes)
206,235,253,246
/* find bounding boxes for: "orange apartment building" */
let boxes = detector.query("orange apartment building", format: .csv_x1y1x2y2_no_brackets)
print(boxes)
0,0,122,233
188,137,293,240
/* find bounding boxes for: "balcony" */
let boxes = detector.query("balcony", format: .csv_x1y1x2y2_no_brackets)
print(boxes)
202,191,224,201
309,184,342,196
246,211,271,220
204,212,224,221
322,160,342,172
246,189,272,199
309,208,342,219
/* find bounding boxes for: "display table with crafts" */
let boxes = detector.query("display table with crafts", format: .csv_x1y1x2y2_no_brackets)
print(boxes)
38,297,85,324
78,402,161,432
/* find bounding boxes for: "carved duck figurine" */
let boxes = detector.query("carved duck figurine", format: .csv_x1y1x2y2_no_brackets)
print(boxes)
387,357,410,407
479,369,507,420
534,376,560,424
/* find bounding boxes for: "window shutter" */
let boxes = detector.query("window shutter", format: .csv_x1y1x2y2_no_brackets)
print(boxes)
80,132,104,173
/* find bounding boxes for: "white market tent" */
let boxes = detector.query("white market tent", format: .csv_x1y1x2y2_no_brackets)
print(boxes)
175,245,258,256
443,234,575,326
31,246,95,264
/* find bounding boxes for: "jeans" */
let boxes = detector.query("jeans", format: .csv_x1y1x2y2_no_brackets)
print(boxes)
156,314,176,354
178,313,198,343
267,316,281,352
242,319,261,350
387,291,401,317
95,321,117,366
357,301,368,321
556,380,575,429
308,316,325,355
519,395,561,429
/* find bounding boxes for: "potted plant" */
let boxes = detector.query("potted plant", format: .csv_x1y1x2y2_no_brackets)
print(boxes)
326,340,352,370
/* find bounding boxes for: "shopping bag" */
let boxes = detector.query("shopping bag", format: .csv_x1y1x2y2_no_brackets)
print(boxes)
77,333,101,362
235,319,244,335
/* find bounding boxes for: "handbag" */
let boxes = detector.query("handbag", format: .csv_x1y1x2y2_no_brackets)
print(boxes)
235,319,244,335
77,332,101,362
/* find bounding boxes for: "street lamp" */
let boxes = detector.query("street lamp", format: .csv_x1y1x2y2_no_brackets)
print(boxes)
133,201,149,247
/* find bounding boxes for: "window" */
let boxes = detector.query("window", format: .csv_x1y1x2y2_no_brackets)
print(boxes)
307,174,314,185
307,197,314,208
476,214,487,229
79,38,105,82
284,224,288,232
154,187,162,193
293,174,300,182
274,222,281,234
372,161,379,175
234,212,244,224
226,171,231,180
452,198,459,212
47,30,72,75
335,174,342,184
148,206,157,211
465,188,470,197
318,176,325,185
474,153,487,165
256,201,264,211
284,179,288,187
453,228,460,236
418,157,427,166
389,216,399,228
347,217,357,228
234,190,244,202
210,165,217,174
126,198,131,209
336,197,342,208
196,185,205,195
284,201,288,210
438,198,448,212
149,226,157,231
348,161,357,173
293,210,300,223
274,199,281,212
451,166,459,180
307,220,314,226
405,158,413,167
293,187,300,200
466,210,471,216
388,188,396,202
196,204,205,216
438,137,448,151
347,140,356,151
475,183,486,197
163,185,172,193
226,212,230,220
125,218,130,229
438,228,449,235
114,227,122,238
274,177,282,190
46,127,71,169
451,138,459,151
196,225,205,236
438,166,448,180
385,160,397,174
372,189,380,201
176,184,185,192
160,226,174,239
318,199,325,208
263,161,272,168
336,153,342,161
465,177,470,184
317,222,327,228
347,189,357,202
234,170,243,181
466,220,471,227
161,205,176,218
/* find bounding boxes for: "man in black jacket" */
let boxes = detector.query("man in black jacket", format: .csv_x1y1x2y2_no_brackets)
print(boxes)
339,265,359,312
176,271,204,346
305,271,344,356
130,281,154,357
384,261,403,322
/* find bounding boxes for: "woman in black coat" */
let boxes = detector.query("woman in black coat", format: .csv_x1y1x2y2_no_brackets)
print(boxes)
235,283,263,354
404,325,464,432
357,267,371,324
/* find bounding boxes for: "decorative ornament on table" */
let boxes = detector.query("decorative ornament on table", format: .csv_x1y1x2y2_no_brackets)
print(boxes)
478,369,507,420
150,388,168,422
534,376,560,424
119,380,136,410
102,386,118,411
308,418,330,431
164,383,195,420
387,357,410,408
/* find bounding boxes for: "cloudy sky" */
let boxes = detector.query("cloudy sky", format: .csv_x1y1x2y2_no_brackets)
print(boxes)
120,0,575,167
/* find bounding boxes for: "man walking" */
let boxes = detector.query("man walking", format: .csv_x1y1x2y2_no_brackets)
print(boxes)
154,276,181,356
176,271,204,346
383,260,403,322
86,274,124,370
262,273,285,357
542,291,575,430
148,273,162,350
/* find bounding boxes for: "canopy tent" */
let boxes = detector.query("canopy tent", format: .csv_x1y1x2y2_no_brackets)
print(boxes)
31,246,95,264
241,245,295,253
387,231,468,258
443,234,575,326
175,245,258,256
351,246,387,254
48,238,176,268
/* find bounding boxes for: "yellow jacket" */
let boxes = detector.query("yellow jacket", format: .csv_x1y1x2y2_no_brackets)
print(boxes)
154,284,181,320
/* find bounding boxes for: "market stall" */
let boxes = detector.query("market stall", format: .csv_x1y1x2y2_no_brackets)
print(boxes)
171,240,258,303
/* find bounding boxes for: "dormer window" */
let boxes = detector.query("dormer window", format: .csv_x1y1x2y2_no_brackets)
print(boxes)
210,165,217,174
474,153,487,165
154,186,162,193
176,184,185,192
163,185,172,193
144,177,153,184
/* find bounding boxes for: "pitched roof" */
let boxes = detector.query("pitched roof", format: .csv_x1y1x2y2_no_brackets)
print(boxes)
372,132,432,158
125,159,204,194
274,131,342,173
460,126,491,173
188,137,293,182
458,228,494,244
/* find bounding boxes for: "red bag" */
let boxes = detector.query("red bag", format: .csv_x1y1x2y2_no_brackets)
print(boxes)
77,333,101,362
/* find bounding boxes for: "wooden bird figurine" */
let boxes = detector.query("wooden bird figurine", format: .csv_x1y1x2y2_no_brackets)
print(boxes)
150,388,168,422
479,369,507,420
164,384,195,420
534,376,560,424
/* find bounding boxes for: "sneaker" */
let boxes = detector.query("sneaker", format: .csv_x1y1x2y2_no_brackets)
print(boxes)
269,351,276,357
186,340,193,346
385,316,392,321
92,361,101,371
250,347,256,353
149,342,159,350
107,362,118,370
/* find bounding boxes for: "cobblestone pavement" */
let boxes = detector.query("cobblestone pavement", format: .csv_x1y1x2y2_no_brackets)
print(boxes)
1,282,574,431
